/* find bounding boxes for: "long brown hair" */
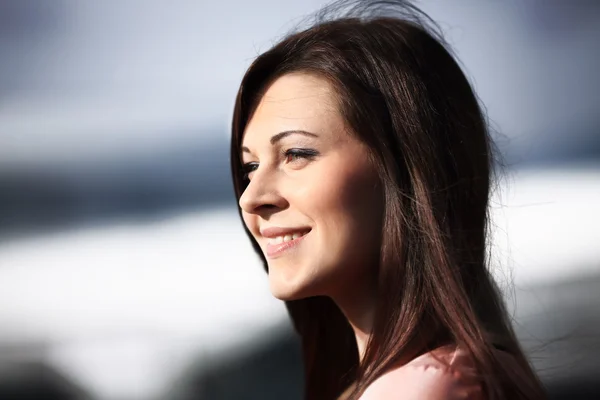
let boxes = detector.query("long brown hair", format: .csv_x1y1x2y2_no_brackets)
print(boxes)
230,1,546,399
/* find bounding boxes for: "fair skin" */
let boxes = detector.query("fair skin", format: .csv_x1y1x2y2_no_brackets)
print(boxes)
238,72,485,400
238,72,383,359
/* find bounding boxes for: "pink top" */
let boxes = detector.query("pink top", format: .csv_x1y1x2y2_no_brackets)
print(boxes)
359,346,484,400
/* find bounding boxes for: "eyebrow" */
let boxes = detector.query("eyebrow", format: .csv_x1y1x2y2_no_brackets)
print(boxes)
241,130,319,154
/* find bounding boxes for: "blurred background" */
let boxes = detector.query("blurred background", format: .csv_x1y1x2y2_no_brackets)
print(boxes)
0,0,599,399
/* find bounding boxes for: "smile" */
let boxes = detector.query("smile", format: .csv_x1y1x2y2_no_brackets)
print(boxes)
265,229,310,258
267,230,309,245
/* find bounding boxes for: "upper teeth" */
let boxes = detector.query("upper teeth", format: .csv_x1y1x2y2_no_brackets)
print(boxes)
269,232,307,245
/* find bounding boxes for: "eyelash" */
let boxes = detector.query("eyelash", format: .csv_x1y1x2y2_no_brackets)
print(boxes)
242,148,319,181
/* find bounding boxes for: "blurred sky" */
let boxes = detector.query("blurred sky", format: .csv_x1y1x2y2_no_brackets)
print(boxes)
0,0,598,168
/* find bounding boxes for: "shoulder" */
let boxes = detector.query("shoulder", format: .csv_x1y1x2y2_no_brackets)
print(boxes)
359,345,484,400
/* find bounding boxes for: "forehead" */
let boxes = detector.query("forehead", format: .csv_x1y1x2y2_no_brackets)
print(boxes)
242,73,344,144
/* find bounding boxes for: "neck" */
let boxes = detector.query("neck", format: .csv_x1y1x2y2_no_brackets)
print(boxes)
331,278,377,362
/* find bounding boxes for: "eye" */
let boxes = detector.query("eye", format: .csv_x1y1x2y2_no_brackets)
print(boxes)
241,162,259,181
283,148,319,164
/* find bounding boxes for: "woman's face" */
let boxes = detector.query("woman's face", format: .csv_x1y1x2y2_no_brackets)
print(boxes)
239,72,383,301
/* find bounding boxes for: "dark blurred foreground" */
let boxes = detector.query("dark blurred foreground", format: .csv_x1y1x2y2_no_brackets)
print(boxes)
2,272,599,400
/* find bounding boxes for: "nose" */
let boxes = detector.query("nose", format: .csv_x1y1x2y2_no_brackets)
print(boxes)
238,170,287,215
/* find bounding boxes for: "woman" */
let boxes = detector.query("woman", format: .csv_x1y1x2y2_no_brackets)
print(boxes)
229,1,547,399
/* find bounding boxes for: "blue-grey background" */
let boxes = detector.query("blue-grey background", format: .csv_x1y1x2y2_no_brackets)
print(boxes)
0,1,599,399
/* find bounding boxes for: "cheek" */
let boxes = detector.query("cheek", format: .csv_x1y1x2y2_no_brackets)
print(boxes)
241,211,258,237
241,212,250,230
302,163,382,254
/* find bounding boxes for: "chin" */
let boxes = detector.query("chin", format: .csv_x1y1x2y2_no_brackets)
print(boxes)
267,259,339,301
268,275,322,301
269,282,306,301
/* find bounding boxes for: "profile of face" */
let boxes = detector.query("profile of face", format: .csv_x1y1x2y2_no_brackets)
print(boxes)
239,72,384,302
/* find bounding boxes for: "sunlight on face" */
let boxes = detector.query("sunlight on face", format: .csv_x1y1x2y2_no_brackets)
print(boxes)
239,72,383,301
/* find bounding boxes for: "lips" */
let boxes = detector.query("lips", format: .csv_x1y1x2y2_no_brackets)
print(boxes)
265,232,308,258
261,228,311,258
260,226,311,238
